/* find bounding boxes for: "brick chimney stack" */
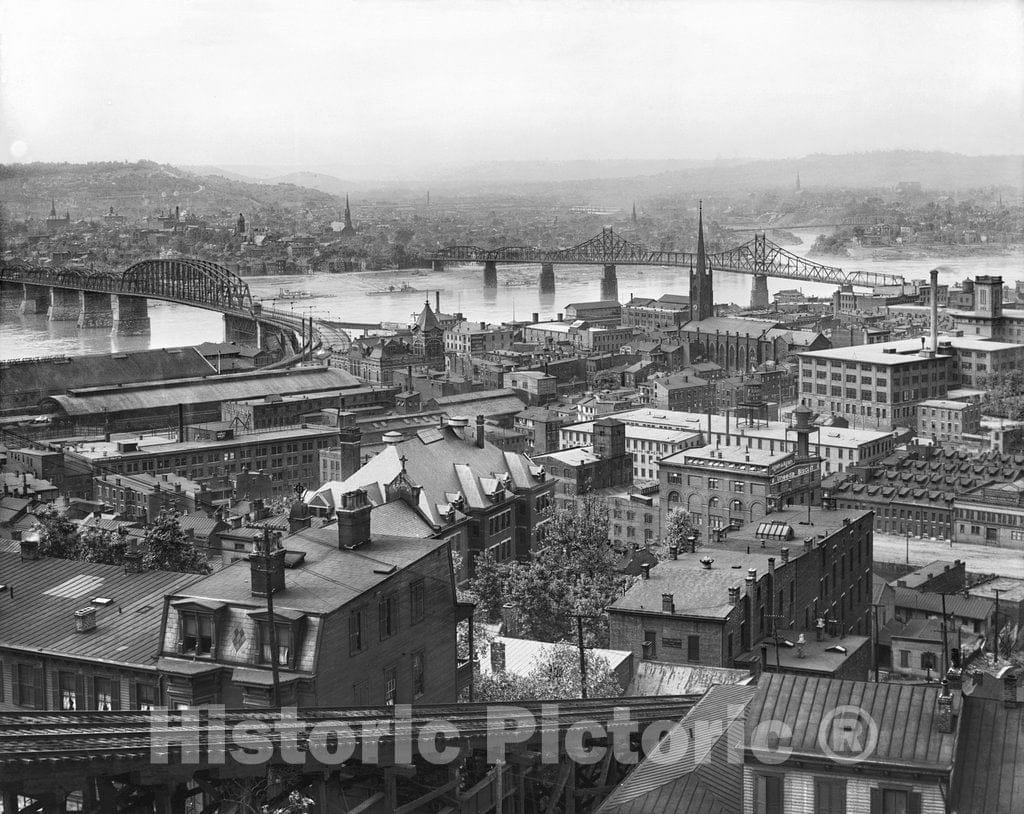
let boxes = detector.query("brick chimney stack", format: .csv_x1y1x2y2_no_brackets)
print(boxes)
936,679,954,733
337,489,372,549
249,529,286,597
1004,670,1019,710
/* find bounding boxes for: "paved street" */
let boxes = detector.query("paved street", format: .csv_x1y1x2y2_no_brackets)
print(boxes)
874,531,1024,579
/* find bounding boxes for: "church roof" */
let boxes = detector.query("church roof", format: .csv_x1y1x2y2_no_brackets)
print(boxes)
415,301,442,333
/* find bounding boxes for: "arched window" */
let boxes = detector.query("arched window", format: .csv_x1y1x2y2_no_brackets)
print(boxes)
708,496,720,509
668,491,680,504
731,499,743,514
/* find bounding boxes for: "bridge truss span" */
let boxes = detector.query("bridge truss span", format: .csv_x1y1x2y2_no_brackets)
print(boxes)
122,258,254,312
431,227,904,288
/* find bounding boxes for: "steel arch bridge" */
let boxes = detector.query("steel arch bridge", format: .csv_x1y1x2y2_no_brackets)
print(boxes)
431,227,904,288
0,258,254,313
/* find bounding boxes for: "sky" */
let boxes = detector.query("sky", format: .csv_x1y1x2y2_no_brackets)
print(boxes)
1,0,1022,178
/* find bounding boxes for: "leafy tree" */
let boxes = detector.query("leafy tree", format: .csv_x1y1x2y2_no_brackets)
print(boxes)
468,495,632,647
33,505,80,559
662,508,700,556
141,510,212,574
979,370,1024,421
472,642,623,702
77,525,128,565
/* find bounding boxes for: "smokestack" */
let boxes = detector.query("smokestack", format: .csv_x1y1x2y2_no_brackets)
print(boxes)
436,290,440,313
407,365,413,391
177,403,185,443
930,267,939,354
476,414,485,448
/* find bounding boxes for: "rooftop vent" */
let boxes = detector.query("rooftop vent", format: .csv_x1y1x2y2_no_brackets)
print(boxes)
75,607,97,633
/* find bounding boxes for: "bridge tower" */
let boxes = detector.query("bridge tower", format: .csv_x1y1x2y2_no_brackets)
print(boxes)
748,233,770,310
483,260,498,288
689,202,714,321
540,262,555,293
601,264,618,300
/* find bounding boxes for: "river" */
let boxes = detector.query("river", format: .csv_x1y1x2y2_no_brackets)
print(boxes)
1,229,1021,361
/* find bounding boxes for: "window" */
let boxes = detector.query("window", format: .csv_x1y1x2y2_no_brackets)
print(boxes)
383,665,397,706
379,593,398,640
59,672,81,710
179,612,214,656
732,481,745,493
816,778,846,814
258,621,296,667
900,650,910,668
643,631,657,659
136,683,158,711
708,478,719,490
870,787,922,814
755,773,784,814
93,677,117,711
15,664,44,709
409,580,426,624
411,651,425,699
349,609,364,653
687,635,700,662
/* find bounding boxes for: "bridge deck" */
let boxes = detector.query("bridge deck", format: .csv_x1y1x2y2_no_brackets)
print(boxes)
0,696,699,780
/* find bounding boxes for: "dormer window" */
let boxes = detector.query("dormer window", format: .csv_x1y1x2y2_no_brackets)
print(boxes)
171,599,226,659
249,609,305,670
181,612,214,656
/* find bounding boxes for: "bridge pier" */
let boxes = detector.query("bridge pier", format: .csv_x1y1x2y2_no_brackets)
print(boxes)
224,313,260,346
483,260,498,288
0,281,22,313
431,259,445,272
112,295,150,335
19,285,50,314
77,290,113,328
47,287,80,321
539,263,555,293
750,274,770,310
601,264,618,301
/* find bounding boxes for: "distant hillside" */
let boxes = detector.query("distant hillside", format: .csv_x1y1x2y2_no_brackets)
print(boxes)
262,171,356,197
0,161,340,220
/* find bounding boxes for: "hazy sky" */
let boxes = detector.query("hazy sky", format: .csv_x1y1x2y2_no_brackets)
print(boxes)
1,0,1021,176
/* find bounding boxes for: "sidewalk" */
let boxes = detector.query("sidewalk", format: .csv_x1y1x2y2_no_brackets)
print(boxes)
873,532,1024,579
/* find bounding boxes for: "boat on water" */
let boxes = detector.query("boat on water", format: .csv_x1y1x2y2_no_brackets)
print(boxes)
367,283,421,296
279,288,315,299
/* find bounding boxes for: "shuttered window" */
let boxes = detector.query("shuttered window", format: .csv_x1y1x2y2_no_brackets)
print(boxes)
869,787,922,814
815,778,846,814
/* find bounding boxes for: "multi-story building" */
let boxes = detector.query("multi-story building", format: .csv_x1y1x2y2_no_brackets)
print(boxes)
600,482,660,548
63,425,341,499
607,507,875,671
558,420,702,482
566,407,894,477
444,320,516,360
916,398,981,443
157,500,461,708
659,441,820,532
0,552,200,712
533,417,633,511
514,407,567,455
522,320,634,354
621,294,690,331
220,386,398,430
563,300,622,325
950,274,1024,342
645,372,714,413
94,472,208,522
306,416,554,568
955,477,1024,548
503,370,557,405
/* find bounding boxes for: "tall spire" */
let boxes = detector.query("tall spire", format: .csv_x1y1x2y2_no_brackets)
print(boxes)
631,202,637,224
341,194,356,236
696,200,706,272
49,198,56,218
690,200,714,322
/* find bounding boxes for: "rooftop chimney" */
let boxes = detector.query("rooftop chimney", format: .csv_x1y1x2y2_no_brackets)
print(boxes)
74,607,97,633
728,585,741,605
662,593,674,613
337,489,372,549
501,602,520,636
249,529,286,597
640,563,651,579
669,544,679,560
1005,671,1019,710
781,547,790,563
476,414,486,449
936,679,954,733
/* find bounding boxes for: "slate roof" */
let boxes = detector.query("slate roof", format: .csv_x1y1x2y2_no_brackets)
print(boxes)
597,683,756,814
46,367,361,416
892,586,993,621
746,673,960,771
952,670,1024,814
306,425,545,526
0,553,201,669
429,389,527,418
627,661,750,696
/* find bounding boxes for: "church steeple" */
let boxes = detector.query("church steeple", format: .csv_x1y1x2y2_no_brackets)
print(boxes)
341,194,356,236
631,202,637,224
689,200,714,322
49,198,57,218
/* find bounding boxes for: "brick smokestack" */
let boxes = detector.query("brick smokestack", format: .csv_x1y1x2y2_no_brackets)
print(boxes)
476,414,485,449
930,267,939,355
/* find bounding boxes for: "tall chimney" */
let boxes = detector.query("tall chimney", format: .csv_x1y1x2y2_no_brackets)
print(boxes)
337,489,372,548
935,679,954,733
476,414,485,448
337,411,362,481
249,530,286,597
177,403,185,443
436,290,440,313
930,267,939,354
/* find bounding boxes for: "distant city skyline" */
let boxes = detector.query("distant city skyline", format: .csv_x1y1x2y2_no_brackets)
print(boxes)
1,0,1022,178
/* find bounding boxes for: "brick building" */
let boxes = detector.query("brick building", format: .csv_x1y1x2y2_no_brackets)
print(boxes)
532,417,633,511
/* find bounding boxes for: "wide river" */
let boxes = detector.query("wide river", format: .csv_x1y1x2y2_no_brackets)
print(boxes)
1,230,1021,361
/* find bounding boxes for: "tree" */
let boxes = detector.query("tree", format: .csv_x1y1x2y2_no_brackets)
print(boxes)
141,510,212,574
77,525,128,565
33,505,80,559
467,495,632,647
662,508,699,556
473,642,623,702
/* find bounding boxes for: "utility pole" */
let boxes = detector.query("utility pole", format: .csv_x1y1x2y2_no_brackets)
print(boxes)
993,588,1003,661
258,528,282,707
576,615,588,700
